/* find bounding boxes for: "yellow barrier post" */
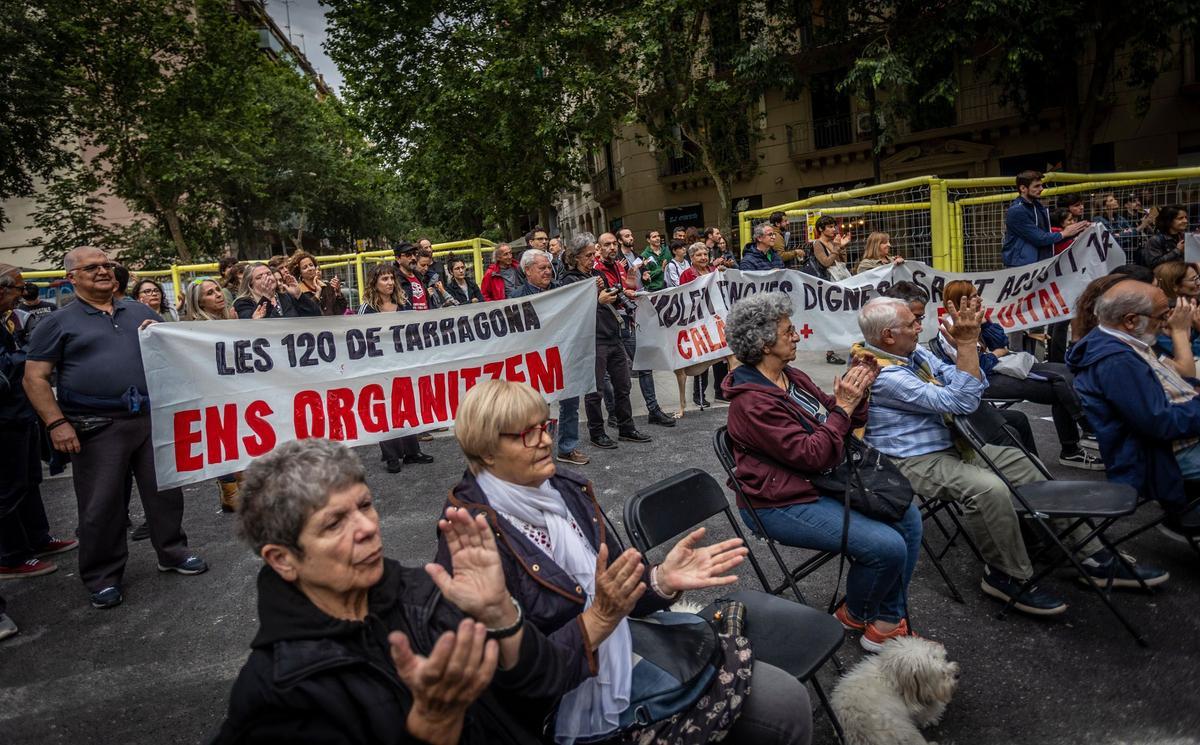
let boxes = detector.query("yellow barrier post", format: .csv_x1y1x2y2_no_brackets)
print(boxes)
472,238,483,281
929,179,952,271
739,213,752,255
354,252,365,301
171,264,182,300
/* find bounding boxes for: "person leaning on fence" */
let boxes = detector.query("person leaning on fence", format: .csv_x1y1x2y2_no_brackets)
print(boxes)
852,296,1165,615
1136,204,1190,269
440,379,812,745
211,439,586,745
722,292,924,653
1068,279,1200,538
444,257,484,304
22,246,207,610
929,280,1102,471
358,262,432,474
181,278,246,512
740,222,785,272
233,262,321,319
1001,170,1090,268
287,250,347,316
131,278,179,322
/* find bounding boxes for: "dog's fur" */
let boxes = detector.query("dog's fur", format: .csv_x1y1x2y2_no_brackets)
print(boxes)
672,356,737,418
831,637,960,745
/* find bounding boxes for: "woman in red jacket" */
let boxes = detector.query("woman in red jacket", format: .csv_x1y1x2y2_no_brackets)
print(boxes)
722,292,923,653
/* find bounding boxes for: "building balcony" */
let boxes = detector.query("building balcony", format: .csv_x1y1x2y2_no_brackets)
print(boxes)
589,167,622,208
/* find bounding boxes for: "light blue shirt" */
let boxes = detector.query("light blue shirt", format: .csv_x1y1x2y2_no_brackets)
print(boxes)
864,344,988,458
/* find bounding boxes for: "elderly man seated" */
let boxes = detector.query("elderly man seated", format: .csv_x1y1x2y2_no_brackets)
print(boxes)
1068,279,1200,537
851,297,1166,616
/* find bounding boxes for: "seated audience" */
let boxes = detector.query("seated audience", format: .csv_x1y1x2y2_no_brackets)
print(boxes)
722,292,923,652
930,280,1100,470
1136,205,1190,268
440,379,812,745
1068,280,1200,536
212,439,582,744
852,297,1165,614
233,262,321,319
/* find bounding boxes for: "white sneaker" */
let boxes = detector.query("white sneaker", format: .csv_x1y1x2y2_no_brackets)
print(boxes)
0,612,18,642
1058,450,1104,470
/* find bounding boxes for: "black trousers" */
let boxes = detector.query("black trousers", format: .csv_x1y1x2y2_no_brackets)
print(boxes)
379,435,421,462
0,420,50,567
71,415,188,592
985,362,1084,452
586,338,632,437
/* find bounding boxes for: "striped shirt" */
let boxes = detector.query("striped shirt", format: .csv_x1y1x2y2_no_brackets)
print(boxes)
864,344,988,458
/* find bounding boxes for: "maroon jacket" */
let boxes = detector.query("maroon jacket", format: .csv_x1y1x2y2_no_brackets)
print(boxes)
722,364,869,510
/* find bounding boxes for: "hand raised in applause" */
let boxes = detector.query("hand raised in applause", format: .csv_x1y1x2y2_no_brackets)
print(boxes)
834,363,876,413
657,527,748,596
580,543,644,650
942,295,983,346
425,507,515,629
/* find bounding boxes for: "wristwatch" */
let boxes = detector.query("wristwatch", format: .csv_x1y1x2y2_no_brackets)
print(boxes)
485,596,524,640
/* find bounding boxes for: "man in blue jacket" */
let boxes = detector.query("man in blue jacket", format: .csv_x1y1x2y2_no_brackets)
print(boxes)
739,223,785,271
1068,279,1200,537
1001,170,1089,267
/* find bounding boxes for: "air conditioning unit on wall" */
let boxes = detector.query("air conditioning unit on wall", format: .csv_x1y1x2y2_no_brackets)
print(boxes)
855,113,875,136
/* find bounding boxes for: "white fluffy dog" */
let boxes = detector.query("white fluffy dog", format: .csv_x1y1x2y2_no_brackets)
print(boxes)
831,637,960,745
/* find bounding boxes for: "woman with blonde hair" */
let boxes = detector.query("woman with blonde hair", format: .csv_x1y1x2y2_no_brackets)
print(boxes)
233,262,321,319
854,232,902,274
287,250,348,316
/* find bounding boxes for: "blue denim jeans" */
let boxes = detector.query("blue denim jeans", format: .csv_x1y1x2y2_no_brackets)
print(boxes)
742,498,923,623
1177,441,1200,482
555,397,581,454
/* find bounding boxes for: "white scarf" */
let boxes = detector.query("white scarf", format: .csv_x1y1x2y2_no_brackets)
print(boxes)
475,469,632,744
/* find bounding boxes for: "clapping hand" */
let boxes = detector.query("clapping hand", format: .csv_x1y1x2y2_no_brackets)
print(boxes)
657,527,748,596
391,620,498,745
943,296,983,346
425,507,515,628
1168,298,1196,335
834,363,876,413
580,543,645,650
330,275,342,292
279,268,302,297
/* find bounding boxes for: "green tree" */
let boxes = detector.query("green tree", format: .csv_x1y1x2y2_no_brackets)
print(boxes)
28,159,114,265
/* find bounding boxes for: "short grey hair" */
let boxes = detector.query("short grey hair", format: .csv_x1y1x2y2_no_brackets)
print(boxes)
1096,284,1153,327
686,242,709,262
564,232,596,270
727,292,793,365
858,297,909,345
753,223,771,241
237,439,366,555
0,265,19,287
492,243,512,262
520,248,552,272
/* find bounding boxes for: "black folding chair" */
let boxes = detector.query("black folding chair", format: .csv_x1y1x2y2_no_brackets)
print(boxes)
623,467,847,745
713,426,970,604
951,405,1150,647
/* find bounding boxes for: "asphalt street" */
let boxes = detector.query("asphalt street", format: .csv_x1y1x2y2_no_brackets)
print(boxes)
2,351,1199,745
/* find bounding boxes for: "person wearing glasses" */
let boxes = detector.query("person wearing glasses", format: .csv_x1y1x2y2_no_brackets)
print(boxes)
739,223,786,272
131,278,179,322
22,246,207,609
440,380,812,745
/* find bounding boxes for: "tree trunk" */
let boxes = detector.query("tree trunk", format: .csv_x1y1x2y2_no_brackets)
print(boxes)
161,208,192,264
1064,32,1117,171
694,139,733,244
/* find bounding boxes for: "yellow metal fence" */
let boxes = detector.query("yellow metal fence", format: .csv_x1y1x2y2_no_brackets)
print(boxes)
739,167,1200,273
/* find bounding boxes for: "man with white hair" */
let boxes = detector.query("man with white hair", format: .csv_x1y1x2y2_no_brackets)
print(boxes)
1068,279,1200,536
513,249,556,297
480,243,525,301
851,296,1165,616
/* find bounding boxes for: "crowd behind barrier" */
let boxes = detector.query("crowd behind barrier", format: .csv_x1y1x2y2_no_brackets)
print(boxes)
4,171,1200,745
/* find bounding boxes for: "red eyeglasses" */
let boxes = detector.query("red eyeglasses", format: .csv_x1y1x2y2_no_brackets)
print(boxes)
501,419,557,447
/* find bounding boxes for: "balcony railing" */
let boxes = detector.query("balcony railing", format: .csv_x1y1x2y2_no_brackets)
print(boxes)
589,167,620,205
787,113,863,156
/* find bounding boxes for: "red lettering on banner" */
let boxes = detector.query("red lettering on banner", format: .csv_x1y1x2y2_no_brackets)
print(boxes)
700,324,726,352
689,328,708,355
174,410,203,472
526,347,563,393
677,329,694,360
483,360,505,380
243,400,275,456
1036,289,1060,318
1051,281,1070,314
460,366,482,389
390,377,419,428
204,404,240,464
359,384,388,434
504,353,527,384
715,316,727,346
447,370,461,419
418,374,448,424
326,388,358,441
294,390,325,438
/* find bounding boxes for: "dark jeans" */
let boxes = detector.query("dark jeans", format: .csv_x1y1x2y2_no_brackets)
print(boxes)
1047,320,1070,364
0,420,51,567
379,435,421,462
71,415,189,592
985,362,1084,452
587,338,632,437
603,328,660,415
724,661,813,745
999,408,1039,457
692,361,730,401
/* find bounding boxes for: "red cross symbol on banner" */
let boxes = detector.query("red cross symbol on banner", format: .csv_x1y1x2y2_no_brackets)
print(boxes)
798,324,815,339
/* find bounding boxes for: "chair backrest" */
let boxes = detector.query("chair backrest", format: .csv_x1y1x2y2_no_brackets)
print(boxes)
624,468,737,553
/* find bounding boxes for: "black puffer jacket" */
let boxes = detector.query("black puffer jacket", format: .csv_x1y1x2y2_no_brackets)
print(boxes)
210,559,581,745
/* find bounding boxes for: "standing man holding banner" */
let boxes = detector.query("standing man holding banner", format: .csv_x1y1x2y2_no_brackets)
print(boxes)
23,246,206,609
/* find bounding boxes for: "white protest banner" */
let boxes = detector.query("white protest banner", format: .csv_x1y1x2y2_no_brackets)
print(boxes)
634,224,1125,370
140,282,597,489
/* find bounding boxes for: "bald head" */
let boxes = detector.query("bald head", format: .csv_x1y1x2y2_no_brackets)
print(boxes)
64,245,107,272
1096,279,1167,342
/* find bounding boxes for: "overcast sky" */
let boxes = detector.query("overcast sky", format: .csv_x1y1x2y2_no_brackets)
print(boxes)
264,0,344,93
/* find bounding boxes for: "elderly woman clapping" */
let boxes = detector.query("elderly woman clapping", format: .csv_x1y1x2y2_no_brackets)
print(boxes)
212,439,587,745
440,380,813,745
721,292,923,653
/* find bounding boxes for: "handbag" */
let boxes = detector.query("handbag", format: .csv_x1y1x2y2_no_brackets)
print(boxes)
613,612,722,732
992,351,1037,380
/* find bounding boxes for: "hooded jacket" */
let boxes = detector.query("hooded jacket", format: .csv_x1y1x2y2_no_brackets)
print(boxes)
210,559,575,745
1001,196,1057,267
1067,327,1200,508
722,365,868,509
738,245,784,272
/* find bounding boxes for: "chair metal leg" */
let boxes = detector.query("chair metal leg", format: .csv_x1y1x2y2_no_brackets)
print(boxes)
921,536,965,603
809,675,847,745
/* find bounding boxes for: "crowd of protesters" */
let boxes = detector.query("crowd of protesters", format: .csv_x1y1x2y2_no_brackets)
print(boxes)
2,167,1199,745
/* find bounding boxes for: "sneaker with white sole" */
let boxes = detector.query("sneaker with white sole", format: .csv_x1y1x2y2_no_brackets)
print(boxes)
980,566,1067,615
1058,449,1104,470
0,558,57,580
1079,549,1169,589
